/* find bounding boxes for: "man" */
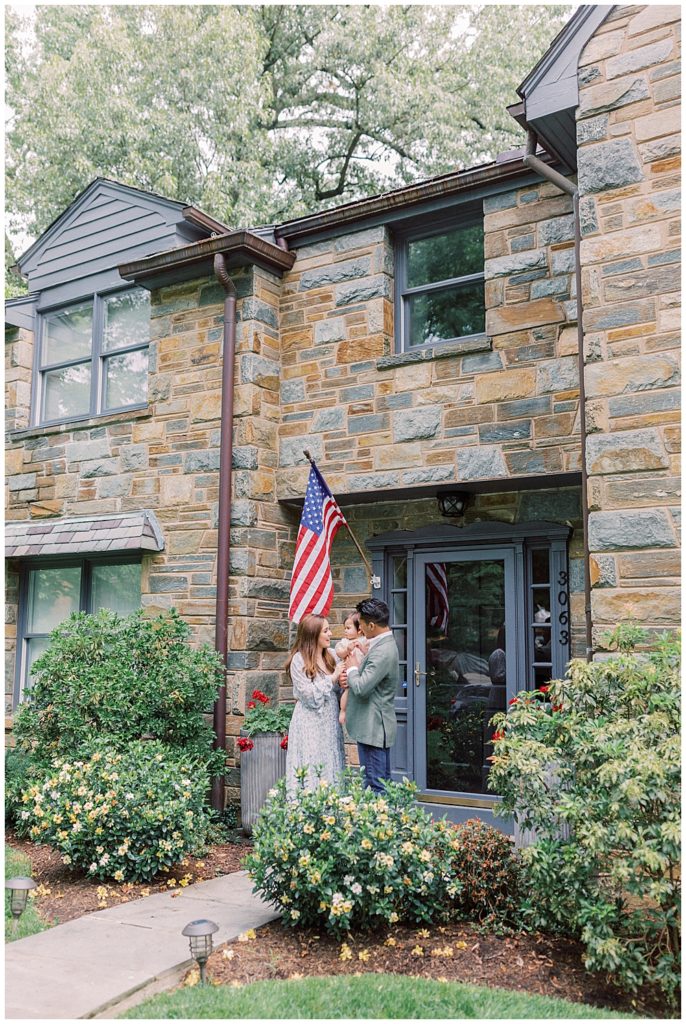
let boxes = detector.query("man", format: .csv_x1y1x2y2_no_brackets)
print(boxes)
341,597,399,792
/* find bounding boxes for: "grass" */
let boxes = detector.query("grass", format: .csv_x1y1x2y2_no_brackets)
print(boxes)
122,973,632,1019
5,844,50,942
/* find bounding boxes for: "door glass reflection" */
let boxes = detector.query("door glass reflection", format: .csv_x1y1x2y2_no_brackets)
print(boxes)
424,560,505,794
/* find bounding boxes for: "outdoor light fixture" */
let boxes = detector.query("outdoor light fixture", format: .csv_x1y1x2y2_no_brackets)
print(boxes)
5,877,36,933
182,918,219,984
437,491,469,517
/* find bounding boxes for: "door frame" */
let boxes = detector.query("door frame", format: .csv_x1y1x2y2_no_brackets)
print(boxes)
367,520,571,823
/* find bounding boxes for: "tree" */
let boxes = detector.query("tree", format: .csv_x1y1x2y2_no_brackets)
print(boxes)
6,4,570,251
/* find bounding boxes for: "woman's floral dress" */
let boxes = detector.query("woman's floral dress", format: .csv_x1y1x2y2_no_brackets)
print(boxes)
285,652,345,794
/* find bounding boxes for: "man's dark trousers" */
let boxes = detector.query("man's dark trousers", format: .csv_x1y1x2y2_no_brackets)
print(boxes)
357,741,391,792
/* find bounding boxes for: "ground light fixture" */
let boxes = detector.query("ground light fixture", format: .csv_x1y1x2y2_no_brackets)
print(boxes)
182,918,219,984
5,877,36,934
437,491,469,517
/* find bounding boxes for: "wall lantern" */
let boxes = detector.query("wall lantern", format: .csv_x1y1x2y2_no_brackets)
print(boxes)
182,918,219,984
5,877,36,933
437,491,469,518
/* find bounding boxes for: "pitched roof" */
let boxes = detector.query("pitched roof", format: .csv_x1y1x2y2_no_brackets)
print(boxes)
5,510,164,558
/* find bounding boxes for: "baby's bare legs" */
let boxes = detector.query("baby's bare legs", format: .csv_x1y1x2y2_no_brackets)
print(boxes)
339,687,348,726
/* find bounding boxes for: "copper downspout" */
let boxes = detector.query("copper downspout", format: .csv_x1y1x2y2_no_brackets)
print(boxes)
523,130,593,662
211,253,237,810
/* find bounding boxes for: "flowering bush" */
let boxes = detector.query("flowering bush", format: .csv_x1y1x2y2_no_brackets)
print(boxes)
449,818,521,927
245,769,462,938
242,689,293,737
19,740,210,882
488,628,681,1006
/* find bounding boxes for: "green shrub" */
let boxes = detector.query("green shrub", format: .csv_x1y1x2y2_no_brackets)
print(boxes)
488,629,680,1006
5,748,42,829
13,608,223,770
245,770,463,938
20,740,210,882
450,818,521,927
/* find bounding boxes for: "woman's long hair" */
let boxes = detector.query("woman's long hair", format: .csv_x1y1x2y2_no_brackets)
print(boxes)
285,614,335,679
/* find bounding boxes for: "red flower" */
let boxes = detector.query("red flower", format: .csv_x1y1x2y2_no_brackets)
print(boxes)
539,685,550,694
280,735,288,750
247,701,256,710
237,737,254,752
427,715,444,731
492,730,505,743
552,704,563,713
508,698,518,706
252,689,270,704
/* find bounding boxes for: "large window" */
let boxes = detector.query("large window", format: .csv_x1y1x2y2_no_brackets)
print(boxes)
395,214,485,352
37,287,150,424
17,558,142,697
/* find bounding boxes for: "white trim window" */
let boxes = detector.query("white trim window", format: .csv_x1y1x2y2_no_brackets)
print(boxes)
36,287,150,425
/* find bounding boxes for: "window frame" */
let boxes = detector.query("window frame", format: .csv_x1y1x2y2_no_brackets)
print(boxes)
34,285,150,427
394,207,486,354
14,554,143,703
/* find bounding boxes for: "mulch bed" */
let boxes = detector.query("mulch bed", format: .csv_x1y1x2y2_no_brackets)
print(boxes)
7,829,672,1018
5,828,251,926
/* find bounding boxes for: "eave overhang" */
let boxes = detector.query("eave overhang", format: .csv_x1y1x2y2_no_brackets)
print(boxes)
513,5,614,171
118,230,296,289
275,153,556,246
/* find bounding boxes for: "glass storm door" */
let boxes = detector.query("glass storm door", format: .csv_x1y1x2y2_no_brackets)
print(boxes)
413,549,517,801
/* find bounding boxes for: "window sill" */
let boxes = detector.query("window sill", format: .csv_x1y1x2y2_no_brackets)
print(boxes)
377,335,491,370
7,406,152,443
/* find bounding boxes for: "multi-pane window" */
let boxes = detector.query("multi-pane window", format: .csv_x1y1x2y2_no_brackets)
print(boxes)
396,215,485,351
37,287,150,424
18,559,142,695
390,555,409,697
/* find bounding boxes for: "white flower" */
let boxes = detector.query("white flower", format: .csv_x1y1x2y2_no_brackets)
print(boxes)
99,853,110,866
20,811,30,820
125,792,135,801
72,821,82,833
89,863,98,873
351,882,362,895
344,874,354,886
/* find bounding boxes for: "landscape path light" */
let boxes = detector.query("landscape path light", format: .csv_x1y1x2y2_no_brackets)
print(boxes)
5,877,36,934
182,918,219,984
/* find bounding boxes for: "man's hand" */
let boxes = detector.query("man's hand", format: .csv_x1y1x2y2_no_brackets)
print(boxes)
339,669,348,689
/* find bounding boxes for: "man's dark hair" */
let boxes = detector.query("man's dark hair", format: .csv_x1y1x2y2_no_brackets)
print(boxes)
356,598,390,627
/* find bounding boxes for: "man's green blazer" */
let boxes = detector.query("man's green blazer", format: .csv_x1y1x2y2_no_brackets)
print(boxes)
345,632,399,749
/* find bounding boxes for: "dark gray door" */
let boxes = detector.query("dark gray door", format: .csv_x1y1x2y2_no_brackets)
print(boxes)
413,547,518,802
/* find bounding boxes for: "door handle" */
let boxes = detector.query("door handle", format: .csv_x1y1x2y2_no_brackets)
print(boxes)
414,662,427,687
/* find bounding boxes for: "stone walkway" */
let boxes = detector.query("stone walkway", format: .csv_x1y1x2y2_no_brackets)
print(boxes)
5,870,279,1019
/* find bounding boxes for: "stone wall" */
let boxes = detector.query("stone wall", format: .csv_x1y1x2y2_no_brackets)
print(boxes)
577,3,681,644
277,180,580,504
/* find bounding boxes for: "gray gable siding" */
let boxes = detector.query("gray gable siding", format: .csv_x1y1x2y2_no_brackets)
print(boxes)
18,179,210,301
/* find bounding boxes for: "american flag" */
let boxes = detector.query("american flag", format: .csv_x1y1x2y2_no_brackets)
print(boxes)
426,562,449,634
288,464,346,623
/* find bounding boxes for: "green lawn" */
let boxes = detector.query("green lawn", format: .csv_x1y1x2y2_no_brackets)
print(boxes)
123,973,631,1019
5,844,50,942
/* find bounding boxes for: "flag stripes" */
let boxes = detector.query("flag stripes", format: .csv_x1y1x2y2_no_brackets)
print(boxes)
426,561,449,634
288,466,346,623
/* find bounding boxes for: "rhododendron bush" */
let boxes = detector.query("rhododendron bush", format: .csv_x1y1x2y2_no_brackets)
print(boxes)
488,627,680,1006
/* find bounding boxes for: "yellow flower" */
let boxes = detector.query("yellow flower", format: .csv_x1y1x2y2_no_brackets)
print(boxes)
361,838,373,850
324,815,335,825
384,937,397,947
389,912,399,924
358,949,370,962
455,940,468,951
113,870,124,882
411,946,424,957
320,830,331,841
403,876,412,886
431,946,454,957
303,823,315,834
339,943,352,961
319,901,328,911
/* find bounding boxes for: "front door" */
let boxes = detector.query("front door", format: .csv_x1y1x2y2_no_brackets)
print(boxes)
414,549,517,809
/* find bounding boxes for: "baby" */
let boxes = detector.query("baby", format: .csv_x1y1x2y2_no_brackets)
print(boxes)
334,611,369,726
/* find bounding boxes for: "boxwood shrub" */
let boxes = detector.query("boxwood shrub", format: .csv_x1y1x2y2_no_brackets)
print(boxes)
20,740,210,882
245,770,463,938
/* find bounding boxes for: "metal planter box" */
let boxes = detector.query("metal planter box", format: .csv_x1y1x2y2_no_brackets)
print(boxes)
239,731,287,835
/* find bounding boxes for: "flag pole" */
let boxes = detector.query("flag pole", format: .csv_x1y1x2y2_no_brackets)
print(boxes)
303,449,376,584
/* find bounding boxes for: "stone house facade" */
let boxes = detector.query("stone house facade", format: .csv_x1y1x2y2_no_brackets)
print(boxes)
5,5,680,824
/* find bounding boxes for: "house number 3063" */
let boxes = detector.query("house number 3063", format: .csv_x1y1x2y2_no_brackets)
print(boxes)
557,569,570,646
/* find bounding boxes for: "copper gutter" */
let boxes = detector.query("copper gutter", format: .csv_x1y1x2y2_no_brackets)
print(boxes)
119,230,295,283
210,253,237,811
523,129,593,662
275,153,554,244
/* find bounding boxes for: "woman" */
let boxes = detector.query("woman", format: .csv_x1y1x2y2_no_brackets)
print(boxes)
285,614,346,794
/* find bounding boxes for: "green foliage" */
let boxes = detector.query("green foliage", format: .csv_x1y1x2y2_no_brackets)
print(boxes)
13,608,224,772
6,5,570,249
123,973,629,1020
488,631,681,1005
5,748,41,827
20,741,210,883
450,818,521,927
243,689,293,737
245,770,462,938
